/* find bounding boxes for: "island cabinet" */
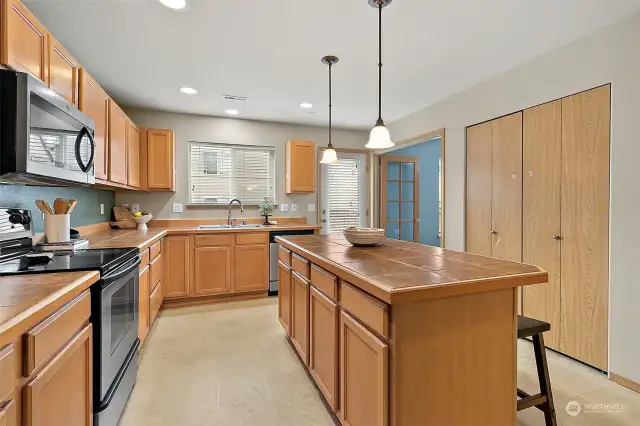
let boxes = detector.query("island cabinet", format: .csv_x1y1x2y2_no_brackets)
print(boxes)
276,234,548,426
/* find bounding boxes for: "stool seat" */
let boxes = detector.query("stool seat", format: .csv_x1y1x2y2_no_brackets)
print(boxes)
518,315,551,338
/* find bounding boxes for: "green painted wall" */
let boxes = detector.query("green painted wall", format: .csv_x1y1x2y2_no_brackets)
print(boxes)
0,184,115,232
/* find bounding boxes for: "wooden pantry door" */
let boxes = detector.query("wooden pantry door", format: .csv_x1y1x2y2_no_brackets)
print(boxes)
465,121,492,256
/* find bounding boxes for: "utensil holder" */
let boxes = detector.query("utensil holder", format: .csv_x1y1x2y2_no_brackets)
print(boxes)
44,214,71,243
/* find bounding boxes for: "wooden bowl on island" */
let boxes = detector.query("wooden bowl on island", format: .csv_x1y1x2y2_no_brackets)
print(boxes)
343,227,385,246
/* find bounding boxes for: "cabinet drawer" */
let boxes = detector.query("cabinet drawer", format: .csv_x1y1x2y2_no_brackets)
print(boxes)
150,253,162,292
340,282,389,339
235,232,268,245
149,240,161,260
24,291,91,376
139,249,150,269
150,281,163,325
0,345,14,403
195,234,233,247
310,264,337,301
279,246,291,265
292,253,310,280
0,399,16,426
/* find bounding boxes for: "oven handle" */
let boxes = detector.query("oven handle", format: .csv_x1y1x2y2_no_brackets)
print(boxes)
75,126,95,173
101,255,141,286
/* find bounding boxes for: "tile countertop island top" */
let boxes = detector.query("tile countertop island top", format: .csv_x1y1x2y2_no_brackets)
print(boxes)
275,233,547,304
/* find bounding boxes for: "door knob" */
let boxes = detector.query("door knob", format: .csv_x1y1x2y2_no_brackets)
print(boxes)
321,219,327,223
414,218,420,223
553,235,562,240
491,230,498,235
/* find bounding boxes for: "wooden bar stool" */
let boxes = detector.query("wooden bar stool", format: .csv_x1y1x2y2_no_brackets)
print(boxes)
517,315,557,426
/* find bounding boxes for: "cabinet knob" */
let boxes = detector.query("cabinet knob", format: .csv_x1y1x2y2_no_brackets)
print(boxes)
553,235,562,240
491,230,498,235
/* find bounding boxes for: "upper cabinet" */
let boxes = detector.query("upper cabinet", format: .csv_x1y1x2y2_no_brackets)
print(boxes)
47,35,79,105
0,0,48,82
78,69,109,180
286,140,316,193
127,120,140,188
108,99,128,185
145,128,175,191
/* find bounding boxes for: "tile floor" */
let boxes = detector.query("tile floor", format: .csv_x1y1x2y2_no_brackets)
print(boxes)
119,298,640,426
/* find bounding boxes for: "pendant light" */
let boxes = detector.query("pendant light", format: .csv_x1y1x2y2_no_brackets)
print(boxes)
320,55,340,164
365,0,394,149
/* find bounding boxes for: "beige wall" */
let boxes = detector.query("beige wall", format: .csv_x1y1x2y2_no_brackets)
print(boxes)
387,13,640,382
116,108,367,224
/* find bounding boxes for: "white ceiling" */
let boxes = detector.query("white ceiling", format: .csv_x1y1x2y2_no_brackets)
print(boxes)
27,0,640,129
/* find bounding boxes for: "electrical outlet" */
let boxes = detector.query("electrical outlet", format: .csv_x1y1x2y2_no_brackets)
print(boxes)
172,203,183,213
41,212,45,220
308,204,316,212
132,204,140,213
280,204,289,212
291,204,298,212
100,204,104,215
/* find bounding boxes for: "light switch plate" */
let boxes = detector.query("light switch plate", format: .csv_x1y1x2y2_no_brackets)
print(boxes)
308,204,316,212
291,204,298,212
280,204,289,212
172,203,183,213
132,204,140,213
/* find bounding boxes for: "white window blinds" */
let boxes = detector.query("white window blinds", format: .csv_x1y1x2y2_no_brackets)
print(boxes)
328,157,365,233
189,142,275,204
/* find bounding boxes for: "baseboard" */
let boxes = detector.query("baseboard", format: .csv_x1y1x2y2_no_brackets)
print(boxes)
610,372,640,393
162,291,269,309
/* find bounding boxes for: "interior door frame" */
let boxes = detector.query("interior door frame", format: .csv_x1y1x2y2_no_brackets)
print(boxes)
316,147,372,228
372,128,446,247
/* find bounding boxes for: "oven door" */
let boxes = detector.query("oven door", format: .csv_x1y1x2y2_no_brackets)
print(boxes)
98,256,140,401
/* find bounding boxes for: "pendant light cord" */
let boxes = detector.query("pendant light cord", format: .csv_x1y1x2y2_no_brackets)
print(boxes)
329,60,333,148
377,1,383,122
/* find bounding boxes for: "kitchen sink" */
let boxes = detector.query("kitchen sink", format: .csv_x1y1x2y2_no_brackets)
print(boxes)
196,224,264,230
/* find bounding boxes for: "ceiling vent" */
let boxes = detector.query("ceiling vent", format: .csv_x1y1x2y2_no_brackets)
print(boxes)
222,95,249,102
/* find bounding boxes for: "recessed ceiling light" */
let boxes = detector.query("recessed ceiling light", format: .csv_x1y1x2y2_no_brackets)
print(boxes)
300,102,313,109
226,109,239,115
159,0,187,10
179,87,197,95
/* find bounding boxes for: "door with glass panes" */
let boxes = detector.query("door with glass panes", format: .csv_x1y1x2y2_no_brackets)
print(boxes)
380,156,420,241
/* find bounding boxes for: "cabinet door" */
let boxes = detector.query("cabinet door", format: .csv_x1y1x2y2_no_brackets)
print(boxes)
522,100,562,350
127,121,140,188
491,112,523,262
0,399,16,426
108,100,128,184
47,35,78,105
278,261,292,336
286,140,315,193
233,244,268,292
147,129,174,190
163,236,190,299
340,311,388,426
193,246,232,296
560,85,610,370
138,265,150,345
309,287,339,412
23,325,92,426
78,69,109,180
1,0,48,82
291,271,310,365
465,122,492,256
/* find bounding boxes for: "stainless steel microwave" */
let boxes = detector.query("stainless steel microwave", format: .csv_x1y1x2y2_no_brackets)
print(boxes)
0,69,95,185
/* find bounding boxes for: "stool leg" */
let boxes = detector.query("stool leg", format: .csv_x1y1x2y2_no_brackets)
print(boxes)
533,333,557,426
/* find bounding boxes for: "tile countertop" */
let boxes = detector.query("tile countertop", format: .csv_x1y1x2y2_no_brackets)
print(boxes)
275,234,548,305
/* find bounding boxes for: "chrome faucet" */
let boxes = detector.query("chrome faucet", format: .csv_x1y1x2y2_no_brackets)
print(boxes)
228,199,244,226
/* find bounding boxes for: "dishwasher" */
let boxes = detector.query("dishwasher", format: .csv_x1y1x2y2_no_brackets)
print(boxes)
269,229,315,295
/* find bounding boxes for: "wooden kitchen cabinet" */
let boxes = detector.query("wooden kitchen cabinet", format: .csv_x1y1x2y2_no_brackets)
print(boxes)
78,69,109,180
193,246,232,296
340,311,388,426
291,271,310,365
23,324,92,426
145,129,175,191
47,35,79,105
285,140,315,193
309,287,339,412
233,244,268,292
138,265,150,345
278,261,292,336
163,236,190,299
127,120,140,188
0,0,48,83
108,99,128,185
0,400,16,426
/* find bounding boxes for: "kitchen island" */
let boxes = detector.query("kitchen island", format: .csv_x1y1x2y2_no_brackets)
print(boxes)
275,234,548,426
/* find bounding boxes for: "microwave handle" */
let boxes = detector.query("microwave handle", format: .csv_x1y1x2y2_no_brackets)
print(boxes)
75,126,95,173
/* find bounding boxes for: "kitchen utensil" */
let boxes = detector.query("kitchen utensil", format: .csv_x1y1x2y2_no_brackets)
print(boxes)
343,227,385,246
35,200,53,215
66,199,78,214
53,198,66,214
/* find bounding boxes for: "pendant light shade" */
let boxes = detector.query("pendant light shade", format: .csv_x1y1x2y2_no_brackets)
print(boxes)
366,0,394,150
320,55,340,164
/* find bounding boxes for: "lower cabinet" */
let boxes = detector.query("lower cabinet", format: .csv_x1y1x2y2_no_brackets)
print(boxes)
309,287,339,412
291,271,310,365
233,244,268,292
149,282,163,325
340,311,388,426
23,324,93,426
193,246,232,295
163,236,190,299
138,264,150,344
278,261,292,336
0,400,16,426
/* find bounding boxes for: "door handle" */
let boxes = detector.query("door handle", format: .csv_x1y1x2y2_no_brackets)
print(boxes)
491,230,498,235
553,235,562,240
414,218,420,223
321,219,327,223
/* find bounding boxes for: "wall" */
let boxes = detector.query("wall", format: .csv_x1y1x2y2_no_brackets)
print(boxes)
116,109,368,224
387,13,640,382
0,185,114,232
383,138,441,246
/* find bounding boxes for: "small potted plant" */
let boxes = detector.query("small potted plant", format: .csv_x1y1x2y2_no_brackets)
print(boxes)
258,200,277,226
